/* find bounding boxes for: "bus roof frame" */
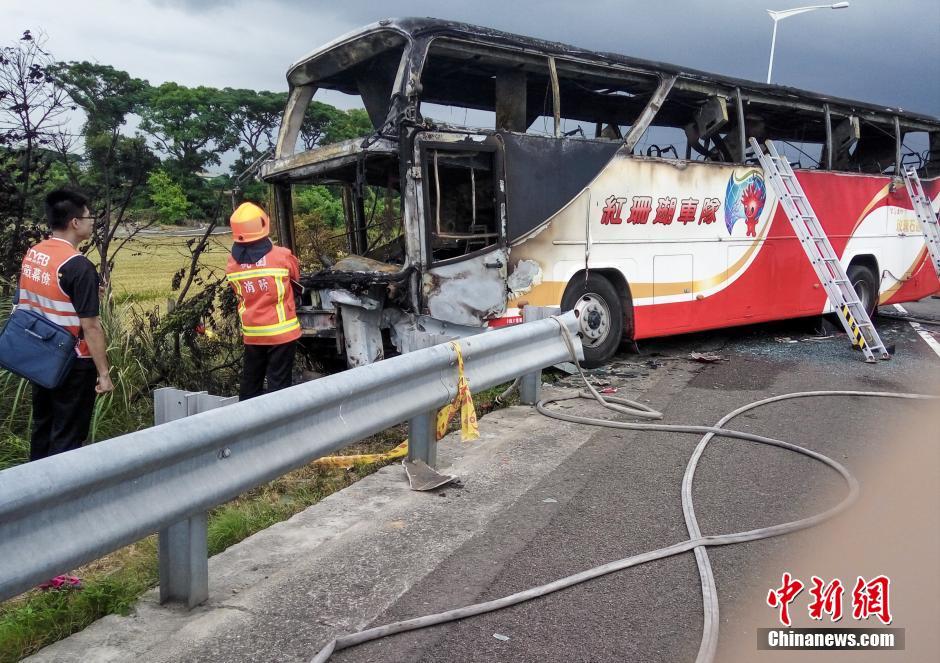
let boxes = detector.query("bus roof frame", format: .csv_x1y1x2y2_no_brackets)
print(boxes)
285,17,939,135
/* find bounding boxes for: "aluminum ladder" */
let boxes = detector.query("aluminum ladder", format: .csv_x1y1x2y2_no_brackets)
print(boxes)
749,138,890,362
900,166,940,279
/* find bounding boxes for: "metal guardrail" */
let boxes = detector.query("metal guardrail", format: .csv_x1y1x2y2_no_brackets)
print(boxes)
0,311,582,605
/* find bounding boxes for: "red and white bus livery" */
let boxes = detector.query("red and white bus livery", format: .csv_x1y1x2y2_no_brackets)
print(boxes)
501,160,939,354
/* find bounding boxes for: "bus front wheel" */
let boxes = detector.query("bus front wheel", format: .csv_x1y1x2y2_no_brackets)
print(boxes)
561,274,623,368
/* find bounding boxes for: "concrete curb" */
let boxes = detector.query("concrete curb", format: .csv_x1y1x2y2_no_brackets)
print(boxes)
26,387,599,663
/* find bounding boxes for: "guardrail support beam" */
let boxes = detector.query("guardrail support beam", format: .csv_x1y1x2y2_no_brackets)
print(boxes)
158,512,208,608
407,410,437,467
153,387,232,609
519,370,541,405
519,306,561,405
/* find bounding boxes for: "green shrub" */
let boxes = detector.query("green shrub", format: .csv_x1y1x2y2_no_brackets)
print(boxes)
147,170,191,225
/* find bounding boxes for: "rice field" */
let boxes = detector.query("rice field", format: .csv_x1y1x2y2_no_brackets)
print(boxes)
104,232,232,309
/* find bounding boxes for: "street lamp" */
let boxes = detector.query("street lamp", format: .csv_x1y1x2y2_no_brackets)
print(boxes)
766,2,850,84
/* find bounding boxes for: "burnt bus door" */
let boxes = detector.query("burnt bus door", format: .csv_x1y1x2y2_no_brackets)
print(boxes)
415,135,509,327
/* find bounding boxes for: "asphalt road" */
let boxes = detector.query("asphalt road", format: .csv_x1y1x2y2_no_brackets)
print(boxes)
26,299,939,663
336,300,940,663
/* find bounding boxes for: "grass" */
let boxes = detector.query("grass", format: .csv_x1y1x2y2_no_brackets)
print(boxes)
0,380,522,661
0,230,535,659
105,233,230,310
0,448,398,662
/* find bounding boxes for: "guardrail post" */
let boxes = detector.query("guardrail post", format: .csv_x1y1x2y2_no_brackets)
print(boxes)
519,368,540,406
158,513,209,607
403,333,450,468
408,410,437,467
519,306,561,405
153,388,216,607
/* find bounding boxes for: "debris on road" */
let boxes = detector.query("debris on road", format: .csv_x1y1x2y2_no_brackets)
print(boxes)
688,352,724,363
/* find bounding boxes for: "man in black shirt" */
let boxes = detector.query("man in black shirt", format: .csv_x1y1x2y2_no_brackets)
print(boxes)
17,190,114,461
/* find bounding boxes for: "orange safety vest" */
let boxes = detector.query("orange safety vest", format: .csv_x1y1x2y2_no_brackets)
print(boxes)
225,246,302,345
16,237,92,358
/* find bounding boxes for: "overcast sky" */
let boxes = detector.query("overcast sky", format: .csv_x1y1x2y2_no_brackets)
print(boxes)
3,0,937,115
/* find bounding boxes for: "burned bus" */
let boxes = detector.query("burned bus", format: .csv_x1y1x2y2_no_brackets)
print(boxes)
261,18,940,367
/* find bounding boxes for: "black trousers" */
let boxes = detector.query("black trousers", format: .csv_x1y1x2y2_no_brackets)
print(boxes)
30,359,98,461
239,341,296,401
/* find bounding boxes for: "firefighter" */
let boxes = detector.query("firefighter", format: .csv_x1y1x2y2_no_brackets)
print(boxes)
225,202,302,400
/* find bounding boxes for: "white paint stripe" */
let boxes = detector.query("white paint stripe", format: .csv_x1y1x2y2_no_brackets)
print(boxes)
894,303,940,359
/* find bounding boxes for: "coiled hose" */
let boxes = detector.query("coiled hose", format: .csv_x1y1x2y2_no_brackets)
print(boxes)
309,318,937,663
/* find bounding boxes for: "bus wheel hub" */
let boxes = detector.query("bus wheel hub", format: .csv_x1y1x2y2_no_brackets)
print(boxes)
575,294,610,346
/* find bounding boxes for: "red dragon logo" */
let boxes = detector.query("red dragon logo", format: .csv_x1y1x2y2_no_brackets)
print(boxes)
741,181,766,238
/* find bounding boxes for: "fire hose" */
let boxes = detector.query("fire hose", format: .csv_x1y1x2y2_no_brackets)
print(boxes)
309,318,937,663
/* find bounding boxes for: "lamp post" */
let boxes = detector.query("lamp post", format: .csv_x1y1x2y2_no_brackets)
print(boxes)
766,2,850,84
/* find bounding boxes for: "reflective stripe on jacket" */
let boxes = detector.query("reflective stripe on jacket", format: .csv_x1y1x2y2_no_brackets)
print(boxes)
16,238,91,358
225,245,301,345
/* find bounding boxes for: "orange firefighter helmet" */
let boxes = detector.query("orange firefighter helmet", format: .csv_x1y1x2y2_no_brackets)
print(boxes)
230,202,270,243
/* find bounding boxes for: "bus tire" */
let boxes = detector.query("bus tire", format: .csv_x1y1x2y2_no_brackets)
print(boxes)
561,273,623,368
847,263,878,319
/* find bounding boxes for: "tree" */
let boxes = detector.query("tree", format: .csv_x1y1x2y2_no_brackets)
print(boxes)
0,30,73,225
148,170,190,224
55,61,157,283
294,185,344,227
138,83,239,218
225,88,285,173
298,101,344,150
0,30,74,282
54,62,148,137
139,82,237,178
322,108,374,144
298,106,375,149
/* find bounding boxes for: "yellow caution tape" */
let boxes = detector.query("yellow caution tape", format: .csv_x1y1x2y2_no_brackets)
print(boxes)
315,340,479,467
314,440,409,468
435,341,480,442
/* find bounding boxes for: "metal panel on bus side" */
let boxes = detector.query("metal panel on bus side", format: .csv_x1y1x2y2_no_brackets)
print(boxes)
423,250,509,326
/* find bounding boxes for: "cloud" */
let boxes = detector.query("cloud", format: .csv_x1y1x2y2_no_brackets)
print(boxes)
4,0,937,114
147,0,245,11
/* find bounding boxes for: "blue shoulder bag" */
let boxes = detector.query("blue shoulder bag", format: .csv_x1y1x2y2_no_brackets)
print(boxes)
0,307,77,389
